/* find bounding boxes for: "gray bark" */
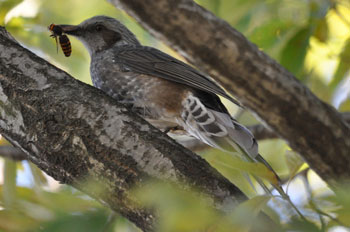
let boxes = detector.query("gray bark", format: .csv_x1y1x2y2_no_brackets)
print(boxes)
110,0,350,186
0,27,257,232
3,112,349,156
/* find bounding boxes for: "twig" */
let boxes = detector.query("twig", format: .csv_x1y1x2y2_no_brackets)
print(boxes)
0,146,27,161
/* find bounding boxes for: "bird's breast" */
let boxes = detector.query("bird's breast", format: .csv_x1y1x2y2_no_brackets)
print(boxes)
90,58,190,125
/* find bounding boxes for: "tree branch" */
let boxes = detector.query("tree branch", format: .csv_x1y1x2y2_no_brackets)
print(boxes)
110,0,350,186
0,27,281,232
248,112,350,140
3,112,348,158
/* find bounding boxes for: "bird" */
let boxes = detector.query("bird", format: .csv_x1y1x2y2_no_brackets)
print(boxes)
57,15,280,189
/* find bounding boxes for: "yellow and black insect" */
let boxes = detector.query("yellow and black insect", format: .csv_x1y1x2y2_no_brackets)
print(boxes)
48,24,72,57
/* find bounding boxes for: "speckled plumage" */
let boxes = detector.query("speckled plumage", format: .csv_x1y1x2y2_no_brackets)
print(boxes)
90,47,190,129
59,16,275,172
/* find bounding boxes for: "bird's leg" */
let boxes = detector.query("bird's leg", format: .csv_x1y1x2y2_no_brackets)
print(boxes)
163,125,182,134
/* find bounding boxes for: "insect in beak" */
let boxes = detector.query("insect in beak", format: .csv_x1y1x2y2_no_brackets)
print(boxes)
48,24,72,57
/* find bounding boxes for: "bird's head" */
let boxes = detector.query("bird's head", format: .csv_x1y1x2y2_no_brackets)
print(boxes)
59,15,140,55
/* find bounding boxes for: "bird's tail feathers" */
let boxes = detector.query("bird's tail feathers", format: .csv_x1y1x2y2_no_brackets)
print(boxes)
180,94,281,186
179,95,306,219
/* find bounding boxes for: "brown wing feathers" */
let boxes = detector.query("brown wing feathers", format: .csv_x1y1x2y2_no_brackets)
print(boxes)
115,46,241,107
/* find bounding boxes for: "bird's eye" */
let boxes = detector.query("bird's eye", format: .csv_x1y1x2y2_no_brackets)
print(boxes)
95,25,103,32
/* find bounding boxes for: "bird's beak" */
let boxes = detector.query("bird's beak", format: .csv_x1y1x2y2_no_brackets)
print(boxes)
58,25,82,36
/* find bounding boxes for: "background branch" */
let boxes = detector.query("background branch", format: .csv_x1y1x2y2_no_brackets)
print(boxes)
248,111,350,140
111,0,350,186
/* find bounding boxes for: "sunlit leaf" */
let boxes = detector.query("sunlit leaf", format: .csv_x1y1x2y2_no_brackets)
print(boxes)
309,73,333,102
0,0,23,25
325,186,350,227
329,39,350,90
18,200,55,222
335,213,350,227
259,140,289,178
223,195,271,232
0,186,101,213
201,149,279,196
0,210,39,232
212,156,279,185
219,164,257,197
0,136,12,146
29,162,48,186
285,150,305,181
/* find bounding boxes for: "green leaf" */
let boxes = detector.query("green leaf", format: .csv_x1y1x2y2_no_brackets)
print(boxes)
280,26,314,77
39,210,109,232
318,185,350,227
339,99,350,112
309,73,333,102
220,0,260,26
213,158,279,185
249,20,294,56
224,195,272,232
0,185,101,213
3,159,17,208
195,0,221,15
0,210,39,232
203,149,257,196
0,136,12,146
133,181,220,232
285,150,305,181
313,18,329,43
287,217,323,232
201,149,280,196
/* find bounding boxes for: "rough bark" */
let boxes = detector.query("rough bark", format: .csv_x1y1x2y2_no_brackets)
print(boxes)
0,27,253,232
110,0,350,185
3,112,349,158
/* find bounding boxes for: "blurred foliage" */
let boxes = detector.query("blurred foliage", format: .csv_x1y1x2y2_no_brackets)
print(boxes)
132,181,273,232
0,0,350,231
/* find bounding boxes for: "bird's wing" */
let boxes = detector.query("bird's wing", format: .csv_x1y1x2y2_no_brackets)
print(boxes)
179,93,281,183
115,46,241,107
179,92,258,157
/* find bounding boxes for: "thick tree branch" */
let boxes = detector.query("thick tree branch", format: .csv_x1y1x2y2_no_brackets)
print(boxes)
111,0,350,185
0,27,280,232
3,112,348,159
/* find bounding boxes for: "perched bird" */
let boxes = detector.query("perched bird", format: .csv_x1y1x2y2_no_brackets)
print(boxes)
58,15,279,186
